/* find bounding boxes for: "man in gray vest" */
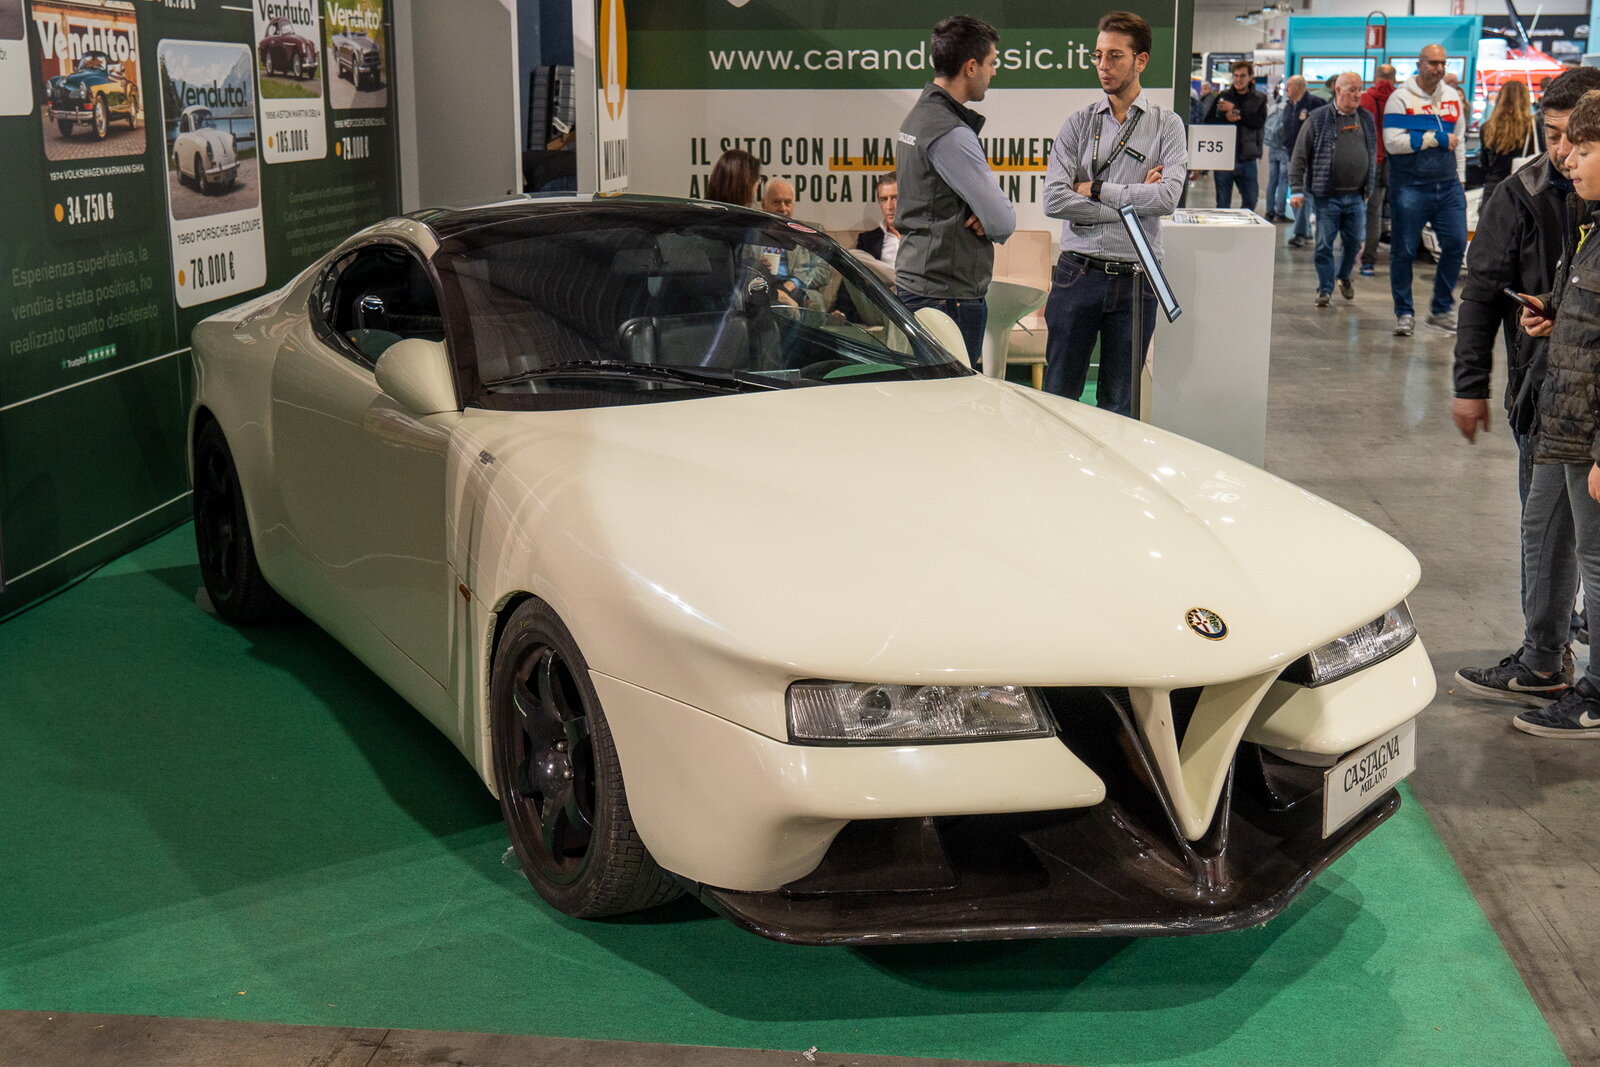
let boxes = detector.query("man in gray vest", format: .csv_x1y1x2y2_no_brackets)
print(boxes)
1041,10,1187,415
895,14,1016,366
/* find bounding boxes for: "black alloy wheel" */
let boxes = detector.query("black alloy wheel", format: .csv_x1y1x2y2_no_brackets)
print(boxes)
490,599,681,918
192,419,288,625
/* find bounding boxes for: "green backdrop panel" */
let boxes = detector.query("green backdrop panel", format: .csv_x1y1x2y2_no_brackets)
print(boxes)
0,0,401,615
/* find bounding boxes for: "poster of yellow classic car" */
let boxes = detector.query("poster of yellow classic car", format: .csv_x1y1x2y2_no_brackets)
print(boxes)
33,0,145,161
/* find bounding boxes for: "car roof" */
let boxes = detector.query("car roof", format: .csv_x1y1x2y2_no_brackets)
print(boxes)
405,194,776,242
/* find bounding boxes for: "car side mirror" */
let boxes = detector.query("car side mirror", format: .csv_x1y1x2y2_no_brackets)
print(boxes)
375,338,458,415
913,307,971,368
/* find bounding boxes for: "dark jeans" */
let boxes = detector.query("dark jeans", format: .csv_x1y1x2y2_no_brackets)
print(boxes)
1042,253,1157,417
1292,194,1313,240
1388,178,1467,317
1312,192,1366,294
1213,158,1260,212
1514,430,1584,658
897,290,986,369
1265,147,1289,217
1361,160,1388,266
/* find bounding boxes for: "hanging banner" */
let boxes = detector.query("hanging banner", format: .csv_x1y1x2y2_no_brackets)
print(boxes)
0,0,404,617
623,0,1188,233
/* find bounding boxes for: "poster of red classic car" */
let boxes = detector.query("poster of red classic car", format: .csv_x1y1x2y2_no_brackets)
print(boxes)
253,0,326,162
32,0,145,160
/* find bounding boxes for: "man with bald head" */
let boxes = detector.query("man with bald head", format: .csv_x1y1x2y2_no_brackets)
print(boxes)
1382,44,1467,335
756,178,832,306
1289,71,1376,307
1280,73,1326,247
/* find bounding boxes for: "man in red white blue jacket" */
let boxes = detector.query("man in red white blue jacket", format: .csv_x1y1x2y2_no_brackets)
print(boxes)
1382,44,1467,337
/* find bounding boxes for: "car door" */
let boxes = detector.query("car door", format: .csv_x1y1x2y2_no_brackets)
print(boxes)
265,20,289,68
269,242,455,691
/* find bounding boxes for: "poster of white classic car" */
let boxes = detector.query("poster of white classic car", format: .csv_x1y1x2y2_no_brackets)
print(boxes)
188,196,1433,944
171,105,237,194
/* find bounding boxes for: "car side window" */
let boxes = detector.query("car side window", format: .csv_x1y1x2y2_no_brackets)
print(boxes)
313,244,446,367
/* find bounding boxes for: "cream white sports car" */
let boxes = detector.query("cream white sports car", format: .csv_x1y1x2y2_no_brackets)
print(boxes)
189,196,1433,944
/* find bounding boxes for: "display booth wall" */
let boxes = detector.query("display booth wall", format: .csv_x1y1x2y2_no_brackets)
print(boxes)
0,0,404,617
1285,16,1482,99
622,0,1193,235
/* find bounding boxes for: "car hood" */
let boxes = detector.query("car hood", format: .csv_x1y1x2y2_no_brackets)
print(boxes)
466,376,1420,690
57,71,110,89
339,35,378,55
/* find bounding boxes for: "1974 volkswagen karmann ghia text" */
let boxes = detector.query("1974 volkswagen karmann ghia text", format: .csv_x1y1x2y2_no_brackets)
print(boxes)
188,196,1434,944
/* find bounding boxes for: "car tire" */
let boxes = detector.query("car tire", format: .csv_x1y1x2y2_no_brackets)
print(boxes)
196,153,210,195
292,53,303,79
92,97,108,140
193,419,290,625
491,598,682,918
56,119,74,137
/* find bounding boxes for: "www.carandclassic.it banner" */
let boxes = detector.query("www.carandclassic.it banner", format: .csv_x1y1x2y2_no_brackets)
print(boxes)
624,0,1188,233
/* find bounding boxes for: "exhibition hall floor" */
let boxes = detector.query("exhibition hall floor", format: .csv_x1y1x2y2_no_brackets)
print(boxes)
0,240,1590,1066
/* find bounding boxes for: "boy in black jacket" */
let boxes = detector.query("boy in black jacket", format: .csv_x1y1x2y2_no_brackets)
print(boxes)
1451,68,1600,713
1504,87,1600,737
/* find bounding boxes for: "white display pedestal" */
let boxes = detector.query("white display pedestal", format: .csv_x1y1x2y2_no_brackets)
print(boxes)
1148,211,1275,467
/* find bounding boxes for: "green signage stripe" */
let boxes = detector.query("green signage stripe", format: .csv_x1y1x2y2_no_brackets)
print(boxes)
626,0,1181,33
629,28,1175,90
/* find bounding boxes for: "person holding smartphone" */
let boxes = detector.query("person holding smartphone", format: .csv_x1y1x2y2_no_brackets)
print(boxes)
1503,87,1600,737
1450,67,1600,713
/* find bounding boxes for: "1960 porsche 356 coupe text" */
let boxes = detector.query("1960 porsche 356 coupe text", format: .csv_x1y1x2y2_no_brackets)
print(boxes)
189,196,1433,944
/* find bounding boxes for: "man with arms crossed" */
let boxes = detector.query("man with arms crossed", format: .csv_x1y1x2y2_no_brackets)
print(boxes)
1041,10,1186,416
1450,66,1600,706
1383,44,1467,336
895,15,1015,366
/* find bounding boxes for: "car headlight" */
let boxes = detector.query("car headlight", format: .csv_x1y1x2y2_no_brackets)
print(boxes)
1280,602,1416,687
787,681,1053,744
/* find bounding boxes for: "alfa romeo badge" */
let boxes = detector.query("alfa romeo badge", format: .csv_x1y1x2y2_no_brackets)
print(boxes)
1186,607,1227,640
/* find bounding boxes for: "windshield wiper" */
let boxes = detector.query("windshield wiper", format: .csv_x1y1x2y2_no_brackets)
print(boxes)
485,359,786,393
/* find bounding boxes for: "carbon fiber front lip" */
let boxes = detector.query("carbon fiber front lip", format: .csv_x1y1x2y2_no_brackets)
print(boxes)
689,789,1399,946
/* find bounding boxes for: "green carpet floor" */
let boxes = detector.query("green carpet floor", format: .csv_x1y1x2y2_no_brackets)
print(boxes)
0,528,1564,1066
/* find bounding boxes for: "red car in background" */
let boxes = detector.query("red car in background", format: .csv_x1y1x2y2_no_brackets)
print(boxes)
258,17,319,80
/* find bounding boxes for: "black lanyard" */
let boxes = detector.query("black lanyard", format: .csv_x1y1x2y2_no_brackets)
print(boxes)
1091,106,1144,179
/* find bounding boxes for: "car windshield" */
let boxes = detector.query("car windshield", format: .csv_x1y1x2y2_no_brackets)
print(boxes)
192,110,216,129
431,202,970,409
75,53,107,72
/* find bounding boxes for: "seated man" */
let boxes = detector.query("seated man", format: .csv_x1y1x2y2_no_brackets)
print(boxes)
855,175,902,267
758,179,832,305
